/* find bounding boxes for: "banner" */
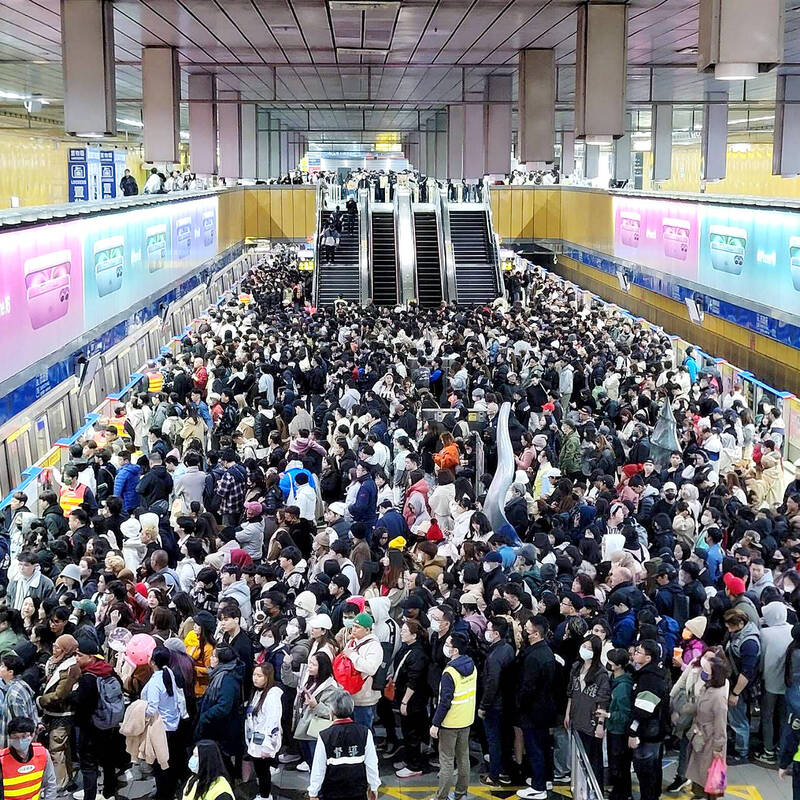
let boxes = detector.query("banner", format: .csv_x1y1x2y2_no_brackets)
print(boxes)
0,196,218,386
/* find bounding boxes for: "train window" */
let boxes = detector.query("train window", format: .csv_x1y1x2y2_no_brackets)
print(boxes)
6,438,25,491
104,362,118,392
33,417,50,461
46,402,68,443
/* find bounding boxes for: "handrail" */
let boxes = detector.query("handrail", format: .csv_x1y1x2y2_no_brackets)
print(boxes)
430,183,451,303
359,188,370,306
409,200,420,304
570,731,605,800
312,182,324,307
439,190,459,302
394,186,416,304
484,189,504,298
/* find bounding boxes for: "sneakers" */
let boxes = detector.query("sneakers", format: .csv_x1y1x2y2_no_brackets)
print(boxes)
516,789,548,800
393,760,406,770
553,773,571,784
296,761,310,772
498,775,513,786
665,776,691,793
278,752,300,764
726,754,749,766
384,741,403,758
480,775,501,787
754,751,777,766
396,767,423,779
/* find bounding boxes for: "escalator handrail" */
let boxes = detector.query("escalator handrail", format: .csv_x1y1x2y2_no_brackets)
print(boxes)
359,188,370,305
312,182,323,307
483,189,505,298
430,185,451,303
438,191,459,302
409,208,420,305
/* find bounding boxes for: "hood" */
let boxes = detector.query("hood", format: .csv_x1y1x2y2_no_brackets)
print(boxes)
83,658,115,678
762,600,788,627
13,641,37,668
752,569,774,588
447,654,475,677
366,596,390,624
222,579,250,604
641,485,660,500
407,478,429,496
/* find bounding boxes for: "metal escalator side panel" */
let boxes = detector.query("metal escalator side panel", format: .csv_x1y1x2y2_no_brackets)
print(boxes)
313,182,323,307
439,193,458,302
483,196,504,298
394,187,415,305
361,188,371,305
432,193,452,303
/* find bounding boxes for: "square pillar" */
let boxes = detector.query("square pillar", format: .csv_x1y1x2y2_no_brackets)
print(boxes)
773,73,800,177
218,89,242,180
519,49,555,163
584,143,600,179
702,92,728,181
280,130,289,174
435,111,448,179
447,105,465,180
561,131,575,176
241,103,257,180
256,108,270,180
651,104,673,182
60,0,116,136
463,94,487,180
614,113,632,182
188,73,217,175
142,47,180,163
425,117,436,176
486,75,512,176
269,118,281,179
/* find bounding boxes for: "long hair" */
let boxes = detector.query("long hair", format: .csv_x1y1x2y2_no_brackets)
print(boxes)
250,662,276,716
186,740,229,800
152,647,174,697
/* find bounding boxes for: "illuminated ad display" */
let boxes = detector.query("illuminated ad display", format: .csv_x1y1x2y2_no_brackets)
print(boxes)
0,196,218,384
613,196,800,317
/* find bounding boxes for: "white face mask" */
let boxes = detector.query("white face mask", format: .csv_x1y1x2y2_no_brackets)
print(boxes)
260,634,274,649
429,619,441,634
443,646,454,659
484,630,496,644
579,646,593,662
286,623,299,640
483,562,496,573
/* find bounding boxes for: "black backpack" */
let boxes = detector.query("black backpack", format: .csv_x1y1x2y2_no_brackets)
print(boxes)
371,619,398,691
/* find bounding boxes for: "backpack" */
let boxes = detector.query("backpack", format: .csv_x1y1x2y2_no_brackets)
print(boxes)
92,675,125,730
415,366,431,389
372,620,398,691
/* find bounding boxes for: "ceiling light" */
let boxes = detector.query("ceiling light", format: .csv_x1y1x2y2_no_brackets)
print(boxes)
584,134,613,146
714,62,758,80
337,47,390,56
77,133,104,138
329,1,400,9
677,47,698,55
180,130,190,141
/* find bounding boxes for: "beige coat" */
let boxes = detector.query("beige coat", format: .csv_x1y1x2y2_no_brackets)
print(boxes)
120,699,170,769
686,683,728,789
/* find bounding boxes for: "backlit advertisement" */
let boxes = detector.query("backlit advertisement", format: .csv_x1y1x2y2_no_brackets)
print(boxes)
0,196,218,385
613,196,800,318
613,196,699,280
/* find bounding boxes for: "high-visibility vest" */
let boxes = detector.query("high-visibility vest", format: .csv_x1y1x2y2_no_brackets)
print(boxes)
182,776,234,800
0,743,48,800
59,483,87,517
441,663,477,729
147,371,164,394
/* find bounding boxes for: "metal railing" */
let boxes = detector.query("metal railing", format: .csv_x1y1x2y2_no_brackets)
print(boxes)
570,732,605,800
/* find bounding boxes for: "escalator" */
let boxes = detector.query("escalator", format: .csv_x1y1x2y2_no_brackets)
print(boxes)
316,210,360,306
448,209,498,304
371,212,398,305
413,212,443,307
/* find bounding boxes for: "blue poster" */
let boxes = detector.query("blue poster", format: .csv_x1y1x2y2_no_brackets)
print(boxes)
99,151,116,199
67,148,88,202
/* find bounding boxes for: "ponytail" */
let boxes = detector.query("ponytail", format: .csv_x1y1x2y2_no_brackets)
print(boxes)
152,646,174,696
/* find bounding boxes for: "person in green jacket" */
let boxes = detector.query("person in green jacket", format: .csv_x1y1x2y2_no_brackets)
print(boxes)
0,609,26,657
557,420,582,480
602,648,634,800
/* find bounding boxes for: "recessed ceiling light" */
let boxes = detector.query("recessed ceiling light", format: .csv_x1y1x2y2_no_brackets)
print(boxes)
329,1,400,9
337,47,390,56
677,46,698,55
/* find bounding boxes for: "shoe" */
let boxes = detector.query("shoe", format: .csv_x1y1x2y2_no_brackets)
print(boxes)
499,775,513,786
428,758,440,769
546,782,553,791
269,766,279,776
753,751,777,766
396,767,423,779
665,777,691,793
516,789,548,800
296,761,310,772
480,775,501,787
278,752,300,764
553,773,571,784
393,760,406,770
384,741,403,758
726,755,749,766
123,766,142,783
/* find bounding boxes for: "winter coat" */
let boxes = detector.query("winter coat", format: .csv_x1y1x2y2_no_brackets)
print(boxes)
687,683,728,787
173,467,206,511
245,685,283,758
480,640,515,712
517,640,557,728
114,462,142,512
120,699,169,769
433,443,460,472
558,430,581,475
136,466,174,509
195,661,244,757
340,633,383,707
392,640,431,711
761,601,793,693
218,579,252,623
38,656,81,719
429,483,456,529
293,676,339,740
235,519,264,560
349,476,378,526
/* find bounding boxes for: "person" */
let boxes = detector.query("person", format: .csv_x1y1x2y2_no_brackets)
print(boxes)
143,167,163,194
430,632,476,800
8,552,56,611
0,716,57,800
686,650,730,798
628,639,668,800
180,740,234,800
71,637,123,800
142,646,187,800
245,664,282,800
319,224,339,265
605,648,634,800
120,169,138,196
308,689,380,800
338,612,382,729
346,196,357,234
293,652,338,773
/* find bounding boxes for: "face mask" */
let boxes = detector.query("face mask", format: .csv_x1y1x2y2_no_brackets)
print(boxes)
260,634,273,649
443,646,454,659
10,737,32,754
296,608,310,618
701,514,712,526
429,620,441,634
188,754,199,774
579,646,593,661
343,618,355,629
286,623,299,639
484,630,496,644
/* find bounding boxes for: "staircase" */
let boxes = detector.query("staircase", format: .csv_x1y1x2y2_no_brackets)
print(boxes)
413,212,443,307
316,210,360,306
448,209,498,305
371,212,398,306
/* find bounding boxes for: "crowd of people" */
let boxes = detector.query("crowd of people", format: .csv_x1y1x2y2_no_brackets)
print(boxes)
2,243,800,800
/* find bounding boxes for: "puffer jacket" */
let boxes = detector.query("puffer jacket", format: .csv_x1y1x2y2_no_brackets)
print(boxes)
340,633,383,707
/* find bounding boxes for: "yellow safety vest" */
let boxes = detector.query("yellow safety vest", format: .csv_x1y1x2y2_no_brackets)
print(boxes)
182,776,234,800
441,663,477,729
147,372,164,394
59,484,87,518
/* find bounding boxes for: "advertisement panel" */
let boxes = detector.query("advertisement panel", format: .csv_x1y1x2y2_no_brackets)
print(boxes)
0,197,218,386
613,196,699,280
698,205,800,316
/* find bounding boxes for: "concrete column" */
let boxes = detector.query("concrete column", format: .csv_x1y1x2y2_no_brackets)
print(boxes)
425,118,436,176
614,113,632,182
447,105,465,180
518,49,555,164
280,130,289,174
463,93,487,180
407,132,420,172
218,89,242,181
486,75,512,176
256,108,270,180
188,73,217,175
575,2,627,144
60,0,116,136
584,144,600,179
435,111,448,179
240,103,257,180
269,118,280,179
561,131,575,176
701,92,728,181
651,103,673,182
773,73,800,176
142,47,180,163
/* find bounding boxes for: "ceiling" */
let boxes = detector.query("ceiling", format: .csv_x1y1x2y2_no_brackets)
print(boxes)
0,0,795,139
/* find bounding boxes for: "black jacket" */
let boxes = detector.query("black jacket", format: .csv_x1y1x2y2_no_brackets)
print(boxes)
517,640,557,728
629,661,668,742
480,640,515,712
393,640,431,710
136,465,174,508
